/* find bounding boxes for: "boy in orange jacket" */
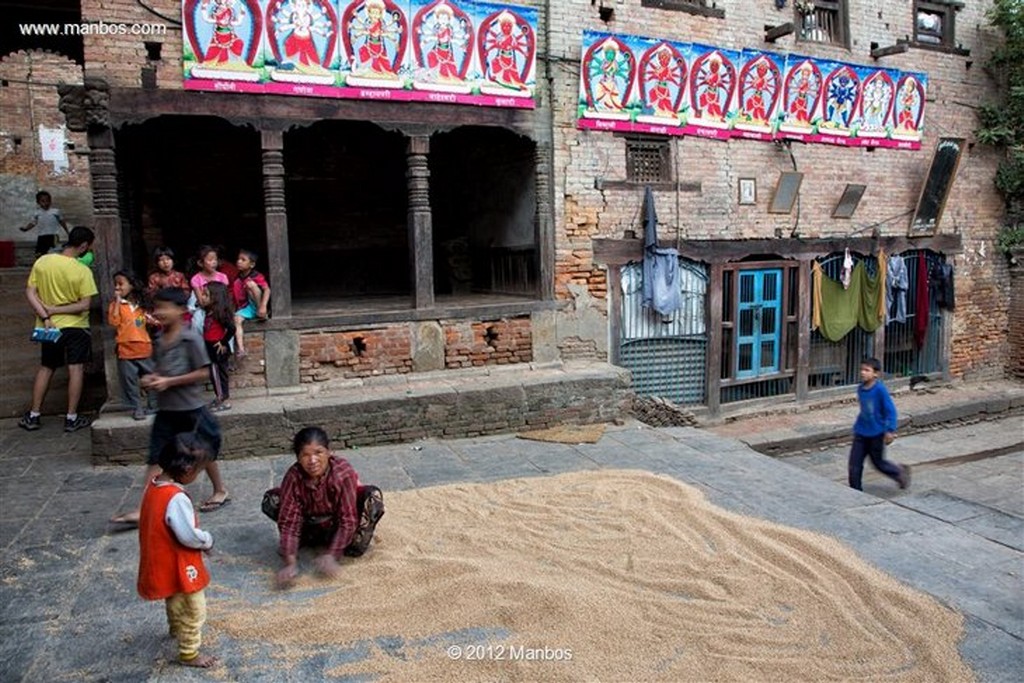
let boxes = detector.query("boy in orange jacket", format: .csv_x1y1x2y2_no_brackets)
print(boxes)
137,433,217,668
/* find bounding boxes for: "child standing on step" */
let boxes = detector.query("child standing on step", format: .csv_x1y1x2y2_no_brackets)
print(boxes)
188,246,228,335
107,270,157,420
137,433,217,668
147,247,191,299
199,281,234,412
848,357,911,491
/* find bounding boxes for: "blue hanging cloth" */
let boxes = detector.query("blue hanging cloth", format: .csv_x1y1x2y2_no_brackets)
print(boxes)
640,185,682,315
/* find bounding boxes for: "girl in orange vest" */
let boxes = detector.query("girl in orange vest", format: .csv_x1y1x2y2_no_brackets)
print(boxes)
137,433,217,668
107,271,156,420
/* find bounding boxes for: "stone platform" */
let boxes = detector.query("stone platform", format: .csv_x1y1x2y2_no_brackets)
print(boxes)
90,361,632,463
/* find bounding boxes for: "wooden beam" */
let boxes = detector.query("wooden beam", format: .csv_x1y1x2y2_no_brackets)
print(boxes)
592,234,964,266
764,22,796,43
871,42,910,59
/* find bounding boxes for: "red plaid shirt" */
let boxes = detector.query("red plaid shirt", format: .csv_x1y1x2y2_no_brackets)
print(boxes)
276,456,359,559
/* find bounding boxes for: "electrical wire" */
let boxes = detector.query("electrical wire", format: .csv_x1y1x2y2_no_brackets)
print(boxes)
136,0,181,26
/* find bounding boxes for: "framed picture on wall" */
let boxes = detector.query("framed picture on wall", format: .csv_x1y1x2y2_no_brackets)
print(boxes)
738,178,757,205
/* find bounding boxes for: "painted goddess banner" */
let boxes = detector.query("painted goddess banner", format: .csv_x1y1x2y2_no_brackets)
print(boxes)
577,30,926,150
182,0,537,109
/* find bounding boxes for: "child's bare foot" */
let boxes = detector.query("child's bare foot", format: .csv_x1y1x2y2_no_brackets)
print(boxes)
180,653,218,668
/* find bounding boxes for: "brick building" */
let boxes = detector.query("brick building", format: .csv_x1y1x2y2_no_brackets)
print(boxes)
3,0,1013,417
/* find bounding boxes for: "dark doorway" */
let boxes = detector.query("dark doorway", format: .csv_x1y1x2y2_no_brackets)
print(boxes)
116,115,264,278
284,120,408,304
430,126,537,299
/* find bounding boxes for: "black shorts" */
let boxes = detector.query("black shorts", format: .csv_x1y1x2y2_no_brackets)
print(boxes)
148,407,222,465
40,328,92,369
34,235,58,255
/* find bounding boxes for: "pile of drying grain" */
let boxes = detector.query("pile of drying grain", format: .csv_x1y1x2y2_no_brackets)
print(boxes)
216,470,970,682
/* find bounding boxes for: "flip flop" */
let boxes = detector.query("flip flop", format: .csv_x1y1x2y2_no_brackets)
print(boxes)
108,516,139,533
200,497,232,513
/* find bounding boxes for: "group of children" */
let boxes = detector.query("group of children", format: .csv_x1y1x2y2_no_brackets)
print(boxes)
109,245,270,418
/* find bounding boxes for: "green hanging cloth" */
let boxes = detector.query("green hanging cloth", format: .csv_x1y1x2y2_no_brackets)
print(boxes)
812,260,883,343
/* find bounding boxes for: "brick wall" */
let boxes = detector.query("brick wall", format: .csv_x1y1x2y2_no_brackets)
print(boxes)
443,317,533,368
0,50,91,245
547,0,1009,378
232,330,267,390
299,326,413,382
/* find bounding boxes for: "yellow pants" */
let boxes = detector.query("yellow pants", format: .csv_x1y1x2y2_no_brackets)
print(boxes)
165,590,207,662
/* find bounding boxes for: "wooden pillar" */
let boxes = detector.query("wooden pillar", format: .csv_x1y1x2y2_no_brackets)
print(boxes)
534,141,555,300
407,135,434,309
87,127,124,405
706,261,723,417
795,258,811,401
261,130,292,318
608,264,622,365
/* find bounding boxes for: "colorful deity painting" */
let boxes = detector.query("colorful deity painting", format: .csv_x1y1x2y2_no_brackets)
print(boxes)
580,37,635,119
779,59,822,134
637,43,687,123
689,49,736,128
412,0,473,92
735,51,782,135
820,64,861,135
184,0,263,81
893,74,926,140
266,0,337,83
477,8,535,97
341,0,407,86
856,70,896,138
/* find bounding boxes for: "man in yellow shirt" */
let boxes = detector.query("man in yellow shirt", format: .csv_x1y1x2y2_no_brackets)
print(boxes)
20,226,99,432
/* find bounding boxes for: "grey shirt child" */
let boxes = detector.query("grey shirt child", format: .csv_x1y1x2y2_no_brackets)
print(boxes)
153,327,211,412
32,208,64,236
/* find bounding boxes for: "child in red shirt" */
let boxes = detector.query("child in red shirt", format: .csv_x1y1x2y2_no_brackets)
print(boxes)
137,433,217,668
198,281,235,412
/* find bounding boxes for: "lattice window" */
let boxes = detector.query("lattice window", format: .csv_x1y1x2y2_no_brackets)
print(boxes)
625,137,671,183
914,1,958,48
796,0,848,47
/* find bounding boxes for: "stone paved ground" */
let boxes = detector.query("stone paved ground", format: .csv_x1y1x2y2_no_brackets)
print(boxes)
1,406,1021,682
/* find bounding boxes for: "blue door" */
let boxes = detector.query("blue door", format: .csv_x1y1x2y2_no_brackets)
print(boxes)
736,269,782,380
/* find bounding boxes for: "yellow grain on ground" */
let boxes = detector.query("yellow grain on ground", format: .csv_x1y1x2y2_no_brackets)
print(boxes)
216,469,972,682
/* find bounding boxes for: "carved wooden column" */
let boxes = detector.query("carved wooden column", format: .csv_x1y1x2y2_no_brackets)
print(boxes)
261,130,292,318
795,257,812,401
706,261,724,417
59,77,123,403
407,135,434,309
534,141,555,300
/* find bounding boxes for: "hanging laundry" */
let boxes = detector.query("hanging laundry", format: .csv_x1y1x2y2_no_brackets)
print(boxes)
913,251,930,349
876,248,888,324
812,259,884,342
930,261,956,311
840,248,854,290
886,253,909,324
640,185,682,316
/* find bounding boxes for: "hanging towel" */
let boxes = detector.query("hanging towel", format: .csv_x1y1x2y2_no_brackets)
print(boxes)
886,253,909,324
812,259,884,342
913,251,930,349
840,248,854,290
876,248,887,325
640,185,682,315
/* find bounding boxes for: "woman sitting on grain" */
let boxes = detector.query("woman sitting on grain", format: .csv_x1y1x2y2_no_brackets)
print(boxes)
262,427,385,589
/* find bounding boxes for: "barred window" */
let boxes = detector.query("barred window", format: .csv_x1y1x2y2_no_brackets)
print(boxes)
625,137,672,183
640,0,725,19
796,0,848,48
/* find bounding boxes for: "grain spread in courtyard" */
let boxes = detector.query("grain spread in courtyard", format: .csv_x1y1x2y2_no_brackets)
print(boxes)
216,470,971,681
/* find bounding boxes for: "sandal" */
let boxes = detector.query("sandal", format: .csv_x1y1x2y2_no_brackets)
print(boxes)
200,496,232,512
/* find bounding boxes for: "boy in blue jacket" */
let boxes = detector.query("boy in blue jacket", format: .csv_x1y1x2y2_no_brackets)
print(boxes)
849,357,911,491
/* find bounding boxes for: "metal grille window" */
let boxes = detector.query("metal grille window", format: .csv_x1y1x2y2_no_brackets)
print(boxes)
808,252,877,390
796,0,848,47
625,137,672,183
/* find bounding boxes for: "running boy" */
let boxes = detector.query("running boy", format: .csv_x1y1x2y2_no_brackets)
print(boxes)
232,248,270,358
137,433,217,668
21,191,68,257
110,288,230,526
849,357,911,491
